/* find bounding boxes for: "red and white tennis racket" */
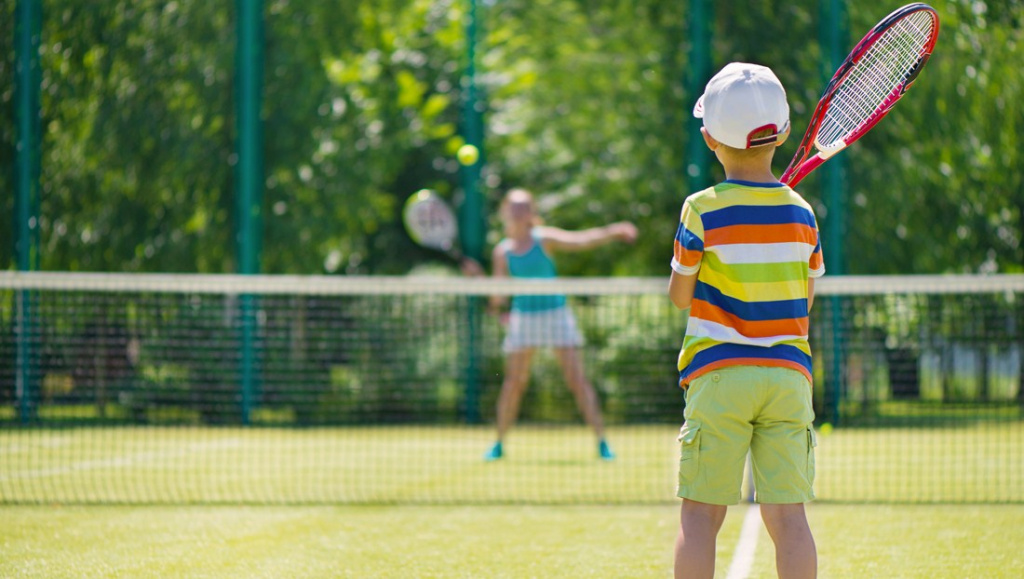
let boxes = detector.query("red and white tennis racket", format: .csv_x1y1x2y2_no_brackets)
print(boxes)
781,3,940,187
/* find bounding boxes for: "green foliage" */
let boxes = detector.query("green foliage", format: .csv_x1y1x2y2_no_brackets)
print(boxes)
479,0,691,275
29,2,235,271
3,0,1022,274
845,0,1024,274
262,0,467,274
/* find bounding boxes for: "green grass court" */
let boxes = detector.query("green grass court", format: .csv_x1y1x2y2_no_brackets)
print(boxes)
2,504,1022,578
2,423,1022,577
2,423,1021,504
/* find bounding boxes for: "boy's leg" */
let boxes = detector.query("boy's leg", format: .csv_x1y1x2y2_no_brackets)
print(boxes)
759,503,816,579
748,368,815,503
675,499,727,579
748,368,816,577
677,369,757,505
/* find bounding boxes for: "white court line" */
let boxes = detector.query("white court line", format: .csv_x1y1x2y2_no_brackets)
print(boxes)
725,503,761,579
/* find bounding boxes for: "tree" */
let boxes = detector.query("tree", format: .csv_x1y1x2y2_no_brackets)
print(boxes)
4,0,1022,276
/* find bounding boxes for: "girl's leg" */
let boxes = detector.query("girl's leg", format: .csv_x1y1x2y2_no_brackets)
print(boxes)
553,347,605,439
495,348,535,442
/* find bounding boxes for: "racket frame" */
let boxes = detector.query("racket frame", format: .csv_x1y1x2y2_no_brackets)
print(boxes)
781,3,939,187
402,189,465,262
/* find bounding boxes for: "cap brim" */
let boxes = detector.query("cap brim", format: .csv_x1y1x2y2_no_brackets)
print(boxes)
693,95,705,119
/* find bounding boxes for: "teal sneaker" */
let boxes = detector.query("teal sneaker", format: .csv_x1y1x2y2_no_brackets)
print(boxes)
483,441,503,461
598,440,615,461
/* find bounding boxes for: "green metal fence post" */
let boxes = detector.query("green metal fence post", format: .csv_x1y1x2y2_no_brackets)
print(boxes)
235,0,265,425
14,0,41,424
461,0,485,424
685,0,713,192
821,0,847,426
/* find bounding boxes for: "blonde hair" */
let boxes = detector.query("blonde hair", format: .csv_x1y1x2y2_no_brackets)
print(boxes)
500,188,544,225
717,127,782,160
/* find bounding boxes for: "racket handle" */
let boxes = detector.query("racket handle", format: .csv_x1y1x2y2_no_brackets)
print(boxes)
782,154,827,188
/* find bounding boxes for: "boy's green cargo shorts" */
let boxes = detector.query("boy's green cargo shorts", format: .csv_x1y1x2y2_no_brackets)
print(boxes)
677,365,816,505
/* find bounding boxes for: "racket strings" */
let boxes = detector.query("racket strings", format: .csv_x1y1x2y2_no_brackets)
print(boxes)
817,11,935,149
406,197,458,250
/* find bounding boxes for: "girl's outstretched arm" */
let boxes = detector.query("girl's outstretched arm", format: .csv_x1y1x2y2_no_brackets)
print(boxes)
539,222,637,253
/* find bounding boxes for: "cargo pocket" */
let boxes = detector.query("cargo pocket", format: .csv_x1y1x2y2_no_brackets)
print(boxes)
806,426,818,486
677,420,702,485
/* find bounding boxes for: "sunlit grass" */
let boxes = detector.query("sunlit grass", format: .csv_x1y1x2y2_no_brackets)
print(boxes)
0,425,679,504
1,422,1022,577
2,422,1021,504
1,504,1022,578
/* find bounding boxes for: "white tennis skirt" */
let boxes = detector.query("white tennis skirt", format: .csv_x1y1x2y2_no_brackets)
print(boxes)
502,306,584,353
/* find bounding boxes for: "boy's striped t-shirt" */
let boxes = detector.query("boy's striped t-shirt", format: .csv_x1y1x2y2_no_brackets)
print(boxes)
672,181,825,387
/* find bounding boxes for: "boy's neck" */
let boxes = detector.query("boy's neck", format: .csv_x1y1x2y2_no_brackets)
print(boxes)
719,152,781,184
722,165,779,184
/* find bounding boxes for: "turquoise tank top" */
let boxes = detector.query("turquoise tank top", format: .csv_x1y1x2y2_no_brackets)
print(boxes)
504,231,566,312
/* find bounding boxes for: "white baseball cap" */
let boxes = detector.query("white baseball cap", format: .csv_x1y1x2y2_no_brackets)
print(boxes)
693,62,790,149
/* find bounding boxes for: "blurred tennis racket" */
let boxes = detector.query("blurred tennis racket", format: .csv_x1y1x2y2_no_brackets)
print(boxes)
402,188,464,262
781,3,940,187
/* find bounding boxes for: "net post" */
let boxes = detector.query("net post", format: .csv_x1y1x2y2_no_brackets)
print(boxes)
235,0,265,425
826,297,843,425
460,0,485,424
239,294,258,425
685,0,713,192
820,0,847,427
14,0,42,424
14,291,35,424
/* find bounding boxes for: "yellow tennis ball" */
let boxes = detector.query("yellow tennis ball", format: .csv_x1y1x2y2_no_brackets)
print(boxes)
457,144,479,166
819,423,833,437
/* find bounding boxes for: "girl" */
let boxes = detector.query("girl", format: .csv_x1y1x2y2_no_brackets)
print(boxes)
483,188,637,461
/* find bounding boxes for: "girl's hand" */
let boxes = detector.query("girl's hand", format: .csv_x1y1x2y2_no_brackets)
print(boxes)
609,222,639,243
459,257,486,277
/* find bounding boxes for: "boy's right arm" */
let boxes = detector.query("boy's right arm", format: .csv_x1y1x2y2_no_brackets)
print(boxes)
670,200,701,310
668,270,698,310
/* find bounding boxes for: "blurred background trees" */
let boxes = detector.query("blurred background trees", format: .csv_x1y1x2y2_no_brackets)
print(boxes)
1,0,1021,275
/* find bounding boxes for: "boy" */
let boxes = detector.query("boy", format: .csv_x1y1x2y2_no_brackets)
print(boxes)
668,62,824,579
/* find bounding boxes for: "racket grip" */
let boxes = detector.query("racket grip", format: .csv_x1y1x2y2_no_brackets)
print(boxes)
782,154,827,188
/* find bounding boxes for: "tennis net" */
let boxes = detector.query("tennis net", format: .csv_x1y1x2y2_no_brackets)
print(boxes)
1,272,1021,504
